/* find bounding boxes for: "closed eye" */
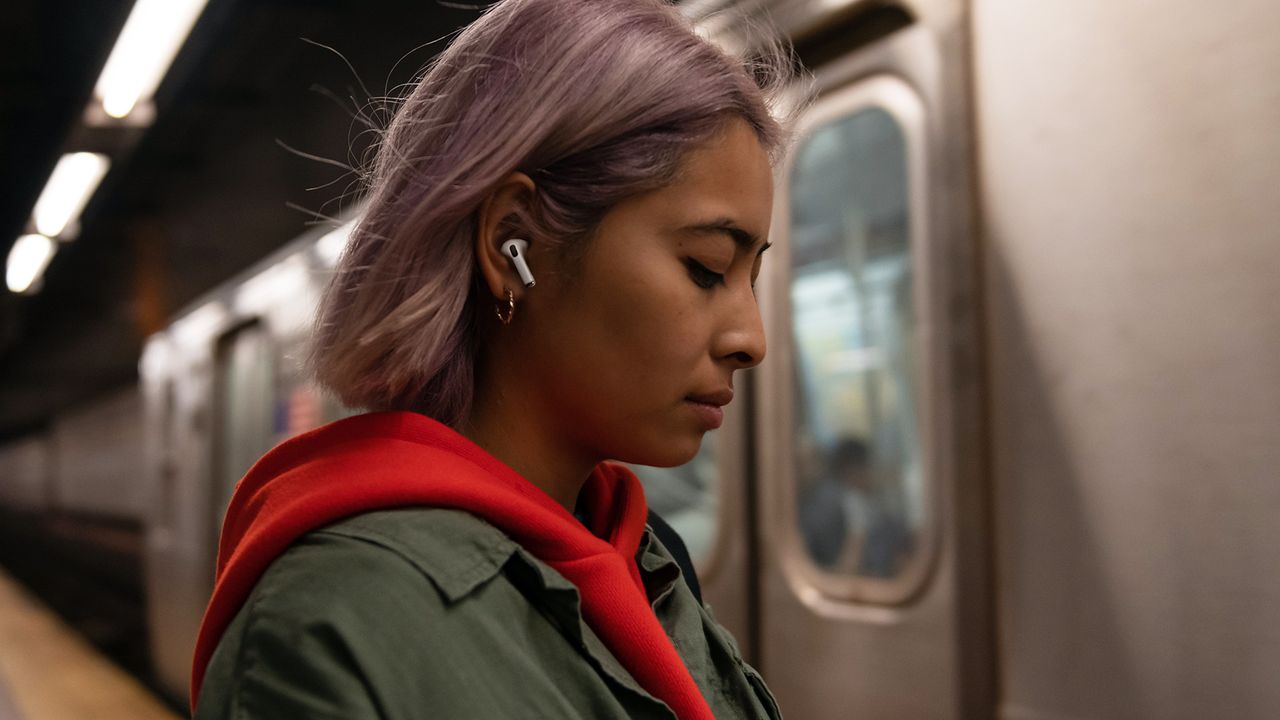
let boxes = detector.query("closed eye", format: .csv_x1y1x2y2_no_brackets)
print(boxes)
684,259,725,289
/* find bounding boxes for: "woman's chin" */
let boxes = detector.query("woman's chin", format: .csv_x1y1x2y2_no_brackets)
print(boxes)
615,433,704,469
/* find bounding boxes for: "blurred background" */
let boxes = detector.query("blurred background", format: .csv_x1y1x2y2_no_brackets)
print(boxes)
0,1,484,717
0,0,482,436
0,1,1277,719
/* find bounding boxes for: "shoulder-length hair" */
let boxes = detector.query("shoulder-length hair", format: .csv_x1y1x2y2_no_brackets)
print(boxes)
310,0,807,428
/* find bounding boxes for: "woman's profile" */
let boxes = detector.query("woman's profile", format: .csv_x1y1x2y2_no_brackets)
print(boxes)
189,0,806,717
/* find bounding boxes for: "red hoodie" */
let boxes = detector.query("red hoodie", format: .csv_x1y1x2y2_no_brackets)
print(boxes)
189,410,714,720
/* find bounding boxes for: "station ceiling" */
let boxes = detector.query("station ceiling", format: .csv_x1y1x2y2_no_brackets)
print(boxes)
0,0,481,439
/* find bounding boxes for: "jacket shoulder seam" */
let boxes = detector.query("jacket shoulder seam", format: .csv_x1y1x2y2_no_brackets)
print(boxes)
312,518,515,602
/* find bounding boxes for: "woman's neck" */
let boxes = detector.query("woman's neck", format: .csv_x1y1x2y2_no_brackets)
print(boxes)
461,387,598,512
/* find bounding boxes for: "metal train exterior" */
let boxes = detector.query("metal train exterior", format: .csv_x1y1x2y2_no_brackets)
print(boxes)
0,0,1276,717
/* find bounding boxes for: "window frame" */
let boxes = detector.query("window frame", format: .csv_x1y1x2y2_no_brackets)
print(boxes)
768,73,940,607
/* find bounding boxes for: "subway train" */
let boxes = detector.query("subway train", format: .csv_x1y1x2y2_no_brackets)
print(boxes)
1,0,1277,718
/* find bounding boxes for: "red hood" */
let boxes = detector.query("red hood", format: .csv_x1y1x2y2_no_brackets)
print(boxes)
189,410,713,720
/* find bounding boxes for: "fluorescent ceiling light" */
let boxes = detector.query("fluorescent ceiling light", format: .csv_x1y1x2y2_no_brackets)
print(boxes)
6,234,58,294
94,0,210,119
32,153,110,238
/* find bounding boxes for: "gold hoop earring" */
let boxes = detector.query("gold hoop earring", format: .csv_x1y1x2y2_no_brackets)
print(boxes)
495,287,516,325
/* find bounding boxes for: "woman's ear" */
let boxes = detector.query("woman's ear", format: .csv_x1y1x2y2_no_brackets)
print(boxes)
475,171,537,300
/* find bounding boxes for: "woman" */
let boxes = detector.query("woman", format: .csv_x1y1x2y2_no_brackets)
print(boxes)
191,0,806,717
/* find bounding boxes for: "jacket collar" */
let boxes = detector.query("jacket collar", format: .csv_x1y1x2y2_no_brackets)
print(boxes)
319,506,680,606
316,505,686,709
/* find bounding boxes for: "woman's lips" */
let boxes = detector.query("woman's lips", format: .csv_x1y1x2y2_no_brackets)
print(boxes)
686,388,733,407
684,388,732,429
684,399,725,429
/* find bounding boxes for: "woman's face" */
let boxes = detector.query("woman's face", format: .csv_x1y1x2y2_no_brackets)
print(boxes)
521,118,774,467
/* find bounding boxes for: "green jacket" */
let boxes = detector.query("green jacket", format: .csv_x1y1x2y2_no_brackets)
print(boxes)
194,508,782,719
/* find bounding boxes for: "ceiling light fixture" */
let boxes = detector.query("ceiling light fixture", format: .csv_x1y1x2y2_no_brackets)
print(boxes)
93,0,211,120
6,234,58,294
32,152,111,239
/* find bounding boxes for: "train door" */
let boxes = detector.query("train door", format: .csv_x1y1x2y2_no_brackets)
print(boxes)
752,24,991,719
210,321,276,537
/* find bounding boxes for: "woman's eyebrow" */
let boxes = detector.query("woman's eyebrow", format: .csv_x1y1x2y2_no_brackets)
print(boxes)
681,217,770,254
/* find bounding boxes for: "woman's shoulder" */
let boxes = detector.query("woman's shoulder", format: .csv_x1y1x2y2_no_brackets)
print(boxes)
195,509,537,719
256,507,523,613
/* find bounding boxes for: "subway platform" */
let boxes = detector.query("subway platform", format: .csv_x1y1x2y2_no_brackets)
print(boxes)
0,569,179,720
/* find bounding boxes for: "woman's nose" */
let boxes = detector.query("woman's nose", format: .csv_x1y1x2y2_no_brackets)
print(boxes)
717,288,767,369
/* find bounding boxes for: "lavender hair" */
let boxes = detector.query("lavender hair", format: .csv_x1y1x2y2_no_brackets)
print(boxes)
309,0,809,428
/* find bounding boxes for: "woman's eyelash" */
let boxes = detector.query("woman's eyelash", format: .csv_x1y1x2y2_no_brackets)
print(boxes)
684,259,725,289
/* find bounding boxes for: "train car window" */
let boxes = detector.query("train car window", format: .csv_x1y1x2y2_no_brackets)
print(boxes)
211,322,276,518
626,434,718,565
787,96,926,592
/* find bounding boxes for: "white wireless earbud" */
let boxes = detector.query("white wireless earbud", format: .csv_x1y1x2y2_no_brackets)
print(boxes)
501,238,536,288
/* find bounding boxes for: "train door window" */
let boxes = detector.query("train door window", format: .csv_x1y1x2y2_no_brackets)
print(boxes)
212,322,276,518
785,76,930,600
627,434,719,565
